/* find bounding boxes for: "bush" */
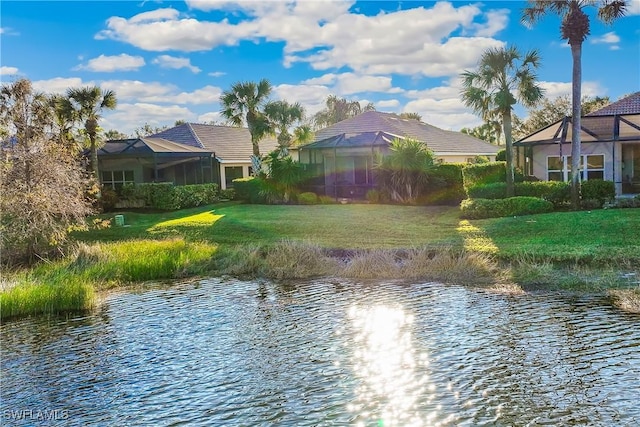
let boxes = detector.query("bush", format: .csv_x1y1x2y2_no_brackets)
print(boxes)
366,189,382,203
298,192,319,205
421,163,466,205
100,186,119,212
233,177,266,204
581,180,615,208
318,195,335,204
496,149,506,162
467,182,507,199
172,184,219,209
515,181,571,208
460,197,554,219
219,188,235,200
463,162,506,189
615,197,640,209
135,183,177,210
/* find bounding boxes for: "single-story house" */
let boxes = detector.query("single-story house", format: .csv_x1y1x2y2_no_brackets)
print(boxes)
297,111,501,198
98,123,278,190
514,91,640,196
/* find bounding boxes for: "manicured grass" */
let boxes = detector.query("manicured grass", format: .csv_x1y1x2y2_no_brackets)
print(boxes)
4,203,640,320
76,203,640,265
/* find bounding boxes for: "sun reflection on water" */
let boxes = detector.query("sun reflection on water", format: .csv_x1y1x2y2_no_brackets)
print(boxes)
348,304,436,426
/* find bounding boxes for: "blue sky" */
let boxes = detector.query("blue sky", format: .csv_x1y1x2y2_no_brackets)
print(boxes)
1,1,639,135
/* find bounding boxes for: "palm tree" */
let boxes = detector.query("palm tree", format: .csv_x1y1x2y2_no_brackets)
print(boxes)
375,138,437,204
522,0,627,209
220,79,273,166
66,86,117,185
264,100,305,155
292,124,314,147
312,95,374,129
51,95,78,150
460,45,544,196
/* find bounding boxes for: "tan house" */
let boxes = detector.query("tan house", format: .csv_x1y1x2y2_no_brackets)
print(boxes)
98,123,277,190
514,92,640,196
297,111,501,198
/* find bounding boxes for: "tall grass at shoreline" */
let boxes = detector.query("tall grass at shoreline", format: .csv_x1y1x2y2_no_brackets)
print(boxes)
1,238,218,322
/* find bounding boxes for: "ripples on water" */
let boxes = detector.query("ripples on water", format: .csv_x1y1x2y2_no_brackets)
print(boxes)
1,279,639,426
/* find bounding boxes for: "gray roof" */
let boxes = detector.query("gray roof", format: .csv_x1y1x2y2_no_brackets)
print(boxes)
587,92,640,116
302,131,399,149
309,111,500,155
99,137,210,156
151,123,278,162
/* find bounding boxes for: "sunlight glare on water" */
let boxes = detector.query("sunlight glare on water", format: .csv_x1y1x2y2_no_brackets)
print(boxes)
349,304,433,427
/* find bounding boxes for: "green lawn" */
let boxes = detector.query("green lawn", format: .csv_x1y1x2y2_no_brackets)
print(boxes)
76,202,640,265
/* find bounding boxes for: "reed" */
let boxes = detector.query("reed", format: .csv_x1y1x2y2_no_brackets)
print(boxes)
0,275,96,322
262,240,340,279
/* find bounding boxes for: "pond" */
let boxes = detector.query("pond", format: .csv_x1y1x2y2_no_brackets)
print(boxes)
1,279,639,426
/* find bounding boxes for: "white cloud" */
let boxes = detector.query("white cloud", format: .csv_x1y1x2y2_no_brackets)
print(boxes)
74,54,145,72
539,81,605,100
273,83,332,116
96,2,508,77
152,55,201,73
376,99,400,109
627,1,640,15
208,71,226,77
0,66,19,76
32,77,91,94
591,31,620,44
102,103,197,135
197,111,224,123
0,27,19,36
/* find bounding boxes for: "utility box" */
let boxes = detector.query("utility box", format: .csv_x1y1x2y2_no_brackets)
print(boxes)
114,215,125,226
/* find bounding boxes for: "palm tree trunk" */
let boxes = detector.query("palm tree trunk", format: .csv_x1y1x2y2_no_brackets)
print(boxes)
90,134,101,199
503,111,515,197
570,42,582,210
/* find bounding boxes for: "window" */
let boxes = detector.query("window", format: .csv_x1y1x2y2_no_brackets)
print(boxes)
546,155,605,181
225,166,244,188
102,170,134,190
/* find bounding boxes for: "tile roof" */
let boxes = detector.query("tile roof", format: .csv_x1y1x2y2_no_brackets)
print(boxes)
99,137,210,155
151,123,278,162
587,91,640,116
309,111,500,155
302,131,399,149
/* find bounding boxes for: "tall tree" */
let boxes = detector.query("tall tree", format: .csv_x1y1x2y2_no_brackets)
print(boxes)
264,100,305,154
1,79,93,263
66,86,117,187
522,0,627,209
220,79,273,170
292,124,314,147
312,95,375,129
461,121,503,145
460,45,544,196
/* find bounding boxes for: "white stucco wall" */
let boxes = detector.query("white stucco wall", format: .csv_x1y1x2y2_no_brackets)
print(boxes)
220,162,252,190
531,142,614,182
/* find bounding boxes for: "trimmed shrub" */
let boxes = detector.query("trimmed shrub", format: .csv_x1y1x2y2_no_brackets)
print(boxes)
421,163,466,205
496,149,506,162
174,184,219,209
615,197,640,209
460,197,554,219
219,188,235,200
136,183,178,210
366,189,382,203
515,181,571,208
318,195,335,204
298,192,319,205
463,162,506,189
467,182,507,199
581,180,615,208
232,177,266,204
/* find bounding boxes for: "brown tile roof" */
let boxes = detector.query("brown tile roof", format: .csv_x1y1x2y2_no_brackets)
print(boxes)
310,111,500,155
587,92,640,116
151,123,278,162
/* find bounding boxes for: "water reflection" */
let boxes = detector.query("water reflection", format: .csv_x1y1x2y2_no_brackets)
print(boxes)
1,279,639,427
349,304,427,426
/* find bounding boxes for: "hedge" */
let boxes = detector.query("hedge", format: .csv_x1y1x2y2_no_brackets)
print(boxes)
420,163,466,205
462,162,506,189
466,181,571,208
118,183,219,210
232,177,267,204
460,197,554,219
581,180,615,207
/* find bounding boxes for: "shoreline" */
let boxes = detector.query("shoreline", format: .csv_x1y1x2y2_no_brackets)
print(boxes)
2,241,639,322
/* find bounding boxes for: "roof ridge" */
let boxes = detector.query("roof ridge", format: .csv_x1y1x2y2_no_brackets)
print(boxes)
186,123,206,148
